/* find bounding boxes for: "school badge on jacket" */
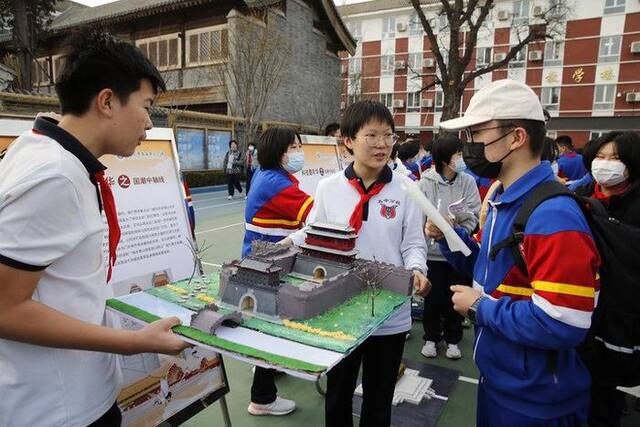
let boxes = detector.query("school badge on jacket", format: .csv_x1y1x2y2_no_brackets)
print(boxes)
379,199,400,219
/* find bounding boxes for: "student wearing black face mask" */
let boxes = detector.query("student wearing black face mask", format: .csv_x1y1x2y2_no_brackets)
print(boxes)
425,80,599,427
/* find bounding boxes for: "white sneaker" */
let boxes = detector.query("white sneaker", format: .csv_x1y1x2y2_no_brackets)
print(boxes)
244,195,248,200
227,195,232,200
421,340,437,358
248,396,296,416
445,343,462,359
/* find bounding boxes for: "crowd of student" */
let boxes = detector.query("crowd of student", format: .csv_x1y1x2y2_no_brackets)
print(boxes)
0,31,638,427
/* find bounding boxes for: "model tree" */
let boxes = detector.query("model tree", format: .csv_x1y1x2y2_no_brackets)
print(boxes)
355,260,394,317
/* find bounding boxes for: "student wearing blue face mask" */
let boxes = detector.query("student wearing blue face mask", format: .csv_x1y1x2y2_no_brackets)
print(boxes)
418,135,481,360
242,127,313,417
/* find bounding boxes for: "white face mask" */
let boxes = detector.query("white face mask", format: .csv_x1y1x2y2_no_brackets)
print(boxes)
591,159,628,187
551,161,559,175
449,157,466,174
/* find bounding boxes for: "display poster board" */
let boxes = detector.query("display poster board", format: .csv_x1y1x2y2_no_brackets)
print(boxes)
175,127,233,171
295,135,343,197
206,130,232,170
0,120,229,427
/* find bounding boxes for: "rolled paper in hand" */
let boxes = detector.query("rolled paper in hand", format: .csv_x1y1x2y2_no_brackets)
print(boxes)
402,181,472,256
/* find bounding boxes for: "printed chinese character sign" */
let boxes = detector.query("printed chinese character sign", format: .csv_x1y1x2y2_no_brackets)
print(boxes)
100,134,195,293
0,121,229,427
295,135,344,197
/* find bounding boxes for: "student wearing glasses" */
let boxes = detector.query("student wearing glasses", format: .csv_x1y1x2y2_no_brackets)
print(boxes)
287,100,430,427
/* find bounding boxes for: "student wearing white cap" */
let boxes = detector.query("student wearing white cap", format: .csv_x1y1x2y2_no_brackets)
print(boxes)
426,80,599,426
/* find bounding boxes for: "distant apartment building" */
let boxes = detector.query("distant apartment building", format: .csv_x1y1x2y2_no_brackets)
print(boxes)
337,0,640,146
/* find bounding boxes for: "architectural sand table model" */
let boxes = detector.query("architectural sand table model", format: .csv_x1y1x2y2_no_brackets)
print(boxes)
107,222,416,372
214,223,414,321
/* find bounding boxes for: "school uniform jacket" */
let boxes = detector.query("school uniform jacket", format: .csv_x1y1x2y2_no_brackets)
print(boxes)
440,162,600,420
557,151,588,181
290,164,428,336
242,168,313,257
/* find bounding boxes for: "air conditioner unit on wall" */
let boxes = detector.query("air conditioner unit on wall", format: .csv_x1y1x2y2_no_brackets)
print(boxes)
421,99,434,108
533,5,543,17
631,41,640,53
497,10,510,21
494,52,507,62
626,92,640,102
396,22,407,32
393,99,405,108
529,51,543,61
422,58,435,68
394,60,407,70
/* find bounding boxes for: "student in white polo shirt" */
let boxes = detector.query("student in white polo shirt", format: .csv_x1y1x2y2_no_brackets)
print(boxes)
287,100,431,427
0,32,189,427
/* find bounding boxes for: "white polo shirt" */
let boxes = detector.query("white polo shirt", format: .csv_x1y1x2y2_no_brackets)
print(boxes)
0,118,118,427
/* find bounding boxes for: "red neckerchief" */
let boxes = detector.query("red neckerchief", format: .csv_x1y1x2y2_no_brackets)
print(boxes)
592,182,630,206
94,171,121,282
347,178,385,232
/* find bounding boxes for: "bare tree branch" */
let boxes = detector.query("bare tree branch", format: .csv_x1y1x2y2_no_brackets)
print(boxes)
409,0,448,82
408,0,569,120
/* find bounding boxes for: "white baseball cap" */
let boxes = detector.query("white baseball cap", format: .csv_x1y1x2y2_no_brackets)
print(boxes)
439,79,546,131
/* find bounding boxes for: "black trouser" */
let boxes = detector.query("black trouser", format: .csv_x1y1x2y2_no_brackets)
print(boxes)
246,168,255,196
251,366,277,404
325,332,406,427
87,401,121,427
422,260,469,344
589,382,626,427
227,173,243,196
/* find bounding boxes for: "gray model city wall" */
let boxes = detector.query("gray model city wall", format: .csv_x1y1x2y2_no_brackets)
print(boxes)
278,272,364,319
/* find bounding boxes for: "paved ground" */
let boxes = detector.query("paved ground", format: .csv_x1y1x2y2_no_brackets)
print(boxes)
176,189,639,427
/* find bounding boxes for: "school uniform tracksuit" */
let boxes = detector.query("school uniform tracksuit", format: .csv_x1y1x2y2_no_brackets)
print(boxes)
441,163,600,426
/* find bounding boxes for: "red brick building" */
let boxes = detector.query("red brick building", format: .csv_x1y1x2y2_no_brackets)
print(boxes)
338,0,640,147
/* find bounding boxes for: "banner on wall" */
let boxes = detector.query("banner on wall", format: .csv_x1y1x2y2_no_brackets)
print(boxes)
0,120,229,427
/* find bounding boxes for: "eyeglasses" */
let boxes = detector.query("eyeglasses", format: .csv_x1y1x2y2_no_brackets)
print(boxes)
357,133,399,147
461,125,514,143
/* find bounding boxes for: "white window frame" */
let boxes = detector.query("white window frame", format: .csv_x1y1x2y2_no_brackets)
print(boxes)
438,14,448,32
604,0,626,14
381,55,395,76
541,87,561,111
349,57,362,75
512,0,530,24
544,40,563,66
598,35,622,63
380,93,393,109
409,13,423,36
348,21,362,41
136,32,182,71
186,25,228,67
476,47,492,67
382,17,396,39
435,91,444,112
407,92,421,112
408,52,422,73
509,46,527,68
594,84,616,110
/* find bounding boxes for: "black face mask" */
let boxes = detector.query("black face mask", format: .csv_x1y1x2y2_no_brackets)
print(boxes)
462,130,515,179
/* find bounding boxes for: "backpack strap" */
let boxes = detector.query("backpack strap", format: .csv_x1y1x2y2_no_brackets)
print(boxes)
489,180,573,276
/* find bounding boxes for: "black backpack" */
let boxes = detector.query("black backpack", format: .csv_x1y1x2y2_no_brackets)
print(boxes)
490,180,640,387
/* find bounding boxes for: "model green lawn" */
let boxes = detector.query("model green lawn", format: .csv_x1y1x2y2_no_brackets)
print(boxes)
148,273,406,353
